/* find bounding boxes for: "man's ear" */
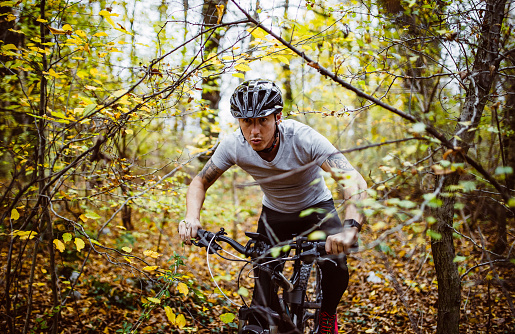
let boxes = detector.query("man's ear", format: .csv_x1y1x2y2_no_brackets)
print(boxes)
276,112,282,122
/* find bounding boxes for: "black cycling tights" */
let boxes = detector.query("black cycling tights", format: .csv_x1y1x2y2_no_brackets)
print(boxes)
249,199,349,329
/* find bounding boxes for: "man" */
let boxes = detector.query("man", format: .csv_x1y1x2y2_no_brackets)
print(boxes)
179,79,367,334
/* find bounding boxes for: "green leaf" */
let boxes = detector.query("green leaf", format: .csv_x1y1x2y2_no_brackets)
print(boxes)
270,247,281,258
84,210,101,220
83,103,97,116
299,208,325,218
440,160,451,167
426,229,442,240
62,232,72,243
237,287,249,297
495,166,513,175
308,231,326,240
220,313,235,324
459,180,476,192
453,255,467,263
411,122,426,133
398,200,416,209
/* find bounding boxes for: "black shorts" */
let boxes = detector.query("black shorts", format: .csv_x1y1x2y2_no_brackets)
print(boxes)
257,199,343,243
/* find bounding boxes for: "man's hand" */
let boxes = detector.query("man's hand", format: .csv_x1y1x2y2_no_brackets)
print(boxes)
179,218,202,245
325,227,359,254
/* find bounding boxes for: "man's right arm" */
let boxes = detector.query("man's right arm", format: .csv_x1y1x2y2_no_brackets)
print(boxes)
179,159,224,242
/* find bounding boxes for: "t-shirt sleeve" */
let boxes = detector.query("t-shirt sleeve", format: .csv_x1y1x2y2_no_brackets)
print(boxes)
304,126,339,165
210,135,237,171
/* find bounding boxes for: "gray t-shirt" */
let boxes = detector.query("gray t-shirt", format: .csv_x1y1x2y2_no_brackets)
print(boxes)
211,119,340,213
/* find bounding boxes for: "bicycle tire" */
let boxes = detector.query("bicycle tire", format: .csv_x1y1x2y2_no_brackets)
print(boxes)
301,263,322,334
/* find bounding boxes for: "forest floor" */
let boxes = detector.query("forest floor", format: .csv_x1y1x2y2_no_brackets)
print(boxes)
4,216,515,333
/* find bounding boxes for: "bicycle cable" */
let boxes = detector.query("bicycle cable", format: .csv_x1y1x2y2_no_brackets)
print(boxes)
220,248,251,263
206,234,243,307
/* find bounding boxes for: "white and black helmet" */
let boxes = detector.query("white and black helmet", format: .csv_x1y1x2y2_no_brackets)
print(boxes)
230,79,283,118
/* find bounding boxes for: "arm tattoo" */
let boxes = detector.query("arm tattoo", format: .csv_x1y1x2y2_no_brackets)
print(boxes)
326,155,354,172
199,160,222,185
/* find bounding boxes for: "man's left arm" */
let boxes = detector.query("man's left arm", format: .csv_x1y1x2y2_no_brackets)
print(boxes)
321,153,368,254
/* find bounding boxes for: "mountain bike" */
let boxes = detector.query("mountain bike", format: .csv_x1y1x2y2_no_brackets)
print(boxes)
193,227,344,334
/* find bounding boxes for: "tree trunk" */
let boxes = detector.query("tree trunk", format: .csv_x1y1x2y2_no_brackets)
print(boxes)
430,0,507,333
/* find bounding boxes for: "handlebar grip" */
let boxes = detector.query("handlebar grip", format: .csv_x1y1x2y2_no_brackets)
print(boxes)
194,229,222,253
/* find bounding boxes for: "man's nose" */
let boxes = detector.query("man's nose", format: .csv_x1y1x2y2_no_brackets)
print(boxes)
250,121,260,134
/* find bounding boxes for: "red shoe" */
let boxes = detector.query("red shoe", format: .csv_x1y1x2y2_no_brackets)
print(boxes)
318,311,338,334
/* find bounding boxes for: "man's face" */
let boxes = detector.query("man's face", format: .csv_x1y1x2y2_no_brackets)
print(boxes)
238,113,281,151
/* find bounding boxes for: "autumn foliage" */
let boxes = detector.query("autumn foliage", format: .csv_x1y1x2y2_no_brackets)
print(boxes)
1,0,514,333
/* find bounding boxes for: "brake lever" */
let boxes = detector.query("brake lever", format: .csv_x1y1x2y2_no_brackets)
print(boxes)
192,236,222,254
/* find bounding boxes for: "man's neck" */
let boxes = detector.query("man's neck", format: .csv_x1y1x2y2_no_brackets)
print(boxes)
257,137,280,162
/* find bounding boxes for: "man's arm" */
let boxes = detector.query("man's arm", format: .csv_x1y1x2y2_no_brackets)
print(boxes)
321,153,368,254
179,159,224,242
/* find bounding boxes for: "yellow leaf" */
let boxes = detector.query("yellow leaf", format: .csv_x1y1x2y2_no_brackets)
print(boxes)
98,10,118,29
53,239,65,252
143,266,158,272
276,55,290,65
175,314,186,328
75,30,87,38
79,214,88,222
11,209,20,221
124,256,133,263
247,27,268,40
90,68,98,76
177,282,189,295
74,238,85,252
43,68,63,79
122,247,132,253
62,24,73,31
124,129,133,135
164,306,176,323
143,250,161,259
93,32,108,37
234,63,251,72
36,18,48,23
48,26,66,35
371,221,387,232
232,73,245,79
12,230,37,240
147,297,160,304
215,4,224,24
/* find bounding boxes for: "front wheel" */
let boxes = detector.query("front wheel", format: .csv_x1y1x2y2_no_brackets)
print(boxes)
301,264,322,333
241,324,276,334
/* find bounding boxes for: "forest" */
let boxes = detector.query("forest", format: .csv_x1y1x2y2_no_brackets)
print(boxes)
0,0,514,333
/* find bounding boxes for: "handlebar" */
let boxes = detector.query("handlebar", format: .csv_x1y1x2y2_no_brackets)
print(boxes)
193,228,328,262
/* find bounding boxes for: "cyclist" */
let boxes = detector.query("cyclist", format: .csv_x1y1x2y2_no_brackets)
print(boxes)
179,79,367,334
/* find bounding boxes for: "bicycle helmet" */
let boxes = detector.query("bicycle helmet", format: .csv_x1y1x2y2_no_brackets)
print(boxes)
230,79,283,118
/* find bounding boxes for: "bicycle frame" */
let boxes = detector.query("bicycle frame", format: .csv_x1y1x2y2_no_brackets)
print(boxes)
194,228,330,334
